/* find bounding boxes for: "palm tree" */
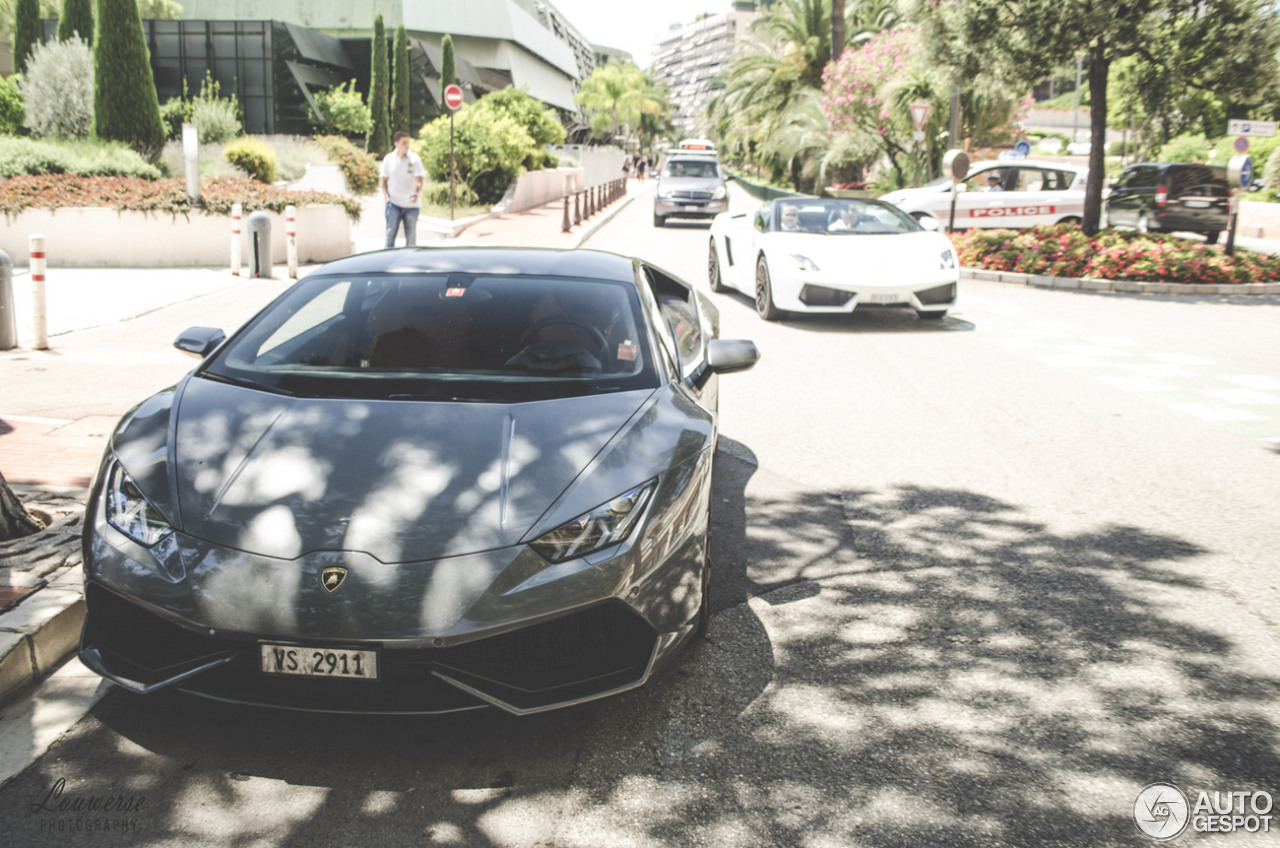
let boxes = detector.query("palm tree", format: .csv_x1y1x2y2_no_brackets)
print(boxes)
576,62,669,146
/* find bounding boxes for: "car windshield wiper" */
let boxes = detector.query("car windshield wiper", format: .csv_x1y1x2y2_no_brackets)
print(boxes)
199,371,297,397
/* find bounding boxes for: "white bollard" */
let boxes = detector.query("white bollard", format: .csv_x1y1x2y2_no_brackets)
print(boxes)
286,204,298,279
231,202,242,276
30,233,47,350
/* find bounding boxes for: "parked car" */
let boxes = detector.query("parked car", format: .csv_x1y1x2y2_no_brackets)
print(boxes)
78,246,760,715
654,155,730,227
879,160,1088,230
708,197,959,321
1104,162,1229,244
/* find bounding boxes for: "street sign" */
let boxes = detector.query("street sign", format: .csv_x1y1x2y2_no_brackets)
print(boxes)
1227,119,1276,137
910,102,930,132
444,84,464,111
1230,154,1254,189
1234,136,1250,153
1014,140,1031,157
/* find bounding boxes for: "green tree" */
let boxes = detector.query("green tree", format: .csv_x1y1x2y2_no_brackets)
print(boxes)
93,0,165,158
441,33,455,90
13,0,41,73
923,0,1280,234
392,23,410,135
366,13,391,157
576,61,668,145
135,0,179,17
415,105,531,203
58,0,93,43
477,86,565,147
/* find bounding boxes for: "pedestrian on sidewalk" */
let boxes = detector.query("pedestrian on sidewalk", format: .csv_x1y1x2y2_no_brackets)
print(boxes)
636,155,648,183
381,131,427,247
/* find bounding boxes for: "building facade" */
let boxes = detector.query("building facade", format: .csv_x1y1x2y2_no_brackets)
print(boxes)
649,10,757,139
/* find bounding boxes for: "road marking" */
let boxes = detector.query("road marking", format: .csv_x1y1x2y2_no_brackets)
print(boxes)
970,316,1280,442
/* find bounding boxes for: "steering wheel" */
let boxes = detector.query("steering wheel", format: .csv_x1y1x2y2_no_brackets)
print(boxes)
520,316,607,355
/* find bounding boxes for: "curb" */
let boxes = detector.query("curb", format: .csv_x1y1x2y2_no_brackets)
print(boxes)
962,268,1280,296
0,567,85,707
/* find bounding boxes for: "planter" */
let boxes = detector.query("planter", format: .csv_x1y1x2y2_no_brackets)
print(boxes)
0,205,351,267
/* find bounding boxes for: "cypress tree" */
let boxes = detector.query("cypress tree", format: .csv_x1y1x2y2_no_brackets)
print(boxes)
59,0,95,44
441,34,455,91
93,0,165,158
13,0,42,73
392,24,409,135
366,13,391,156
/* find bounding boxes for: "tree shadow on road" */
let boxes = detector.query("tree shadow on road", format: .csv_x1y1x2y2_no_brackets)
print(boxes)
4,449,1278,847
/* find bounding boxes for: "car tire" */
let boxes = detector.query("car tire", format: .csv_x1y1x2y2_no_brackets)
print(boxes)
653,212,665,228
708,239,726,292
755,256,781,321
1205,230,1220,245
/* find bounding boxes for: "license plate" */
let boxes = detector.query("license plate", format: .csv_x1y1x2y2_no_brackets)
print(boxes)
1183,199,1211,208
865,293,902,303
260,643,379,681
682,204,701,211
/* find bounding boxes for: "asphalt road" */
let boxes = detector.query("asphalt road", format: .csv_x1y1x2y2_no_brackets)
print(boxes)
3,192,1280,847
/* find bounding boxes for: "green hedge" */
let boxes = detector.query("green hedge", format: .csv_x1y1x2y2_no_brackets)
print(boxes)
0,137,162,179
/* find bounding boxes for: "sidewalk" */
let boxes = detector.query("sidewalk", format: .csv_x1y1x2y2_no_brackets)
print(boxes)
0,180,649,722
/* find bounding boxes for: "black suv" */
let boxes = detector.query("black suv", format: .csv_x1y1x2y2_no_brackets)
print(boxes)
1104,163,1229,244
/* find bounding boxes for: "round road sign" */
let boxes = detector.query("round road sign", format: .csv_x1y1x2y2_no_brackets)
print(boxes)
1234,136,1250,153
943,149,970,182
444,84,464,111
1229,153,1254,189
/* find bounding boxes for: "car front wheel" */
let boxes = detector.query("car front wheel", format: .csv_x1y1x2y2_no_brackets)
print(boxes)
755,257,781,321
1205,230,1220,245
708,239,726,292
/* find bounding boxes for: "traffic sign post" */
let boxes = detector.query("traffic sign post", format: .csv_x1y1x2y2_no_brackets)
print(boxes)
943,149,969,233
444,84,463,219
1226,154,1254,256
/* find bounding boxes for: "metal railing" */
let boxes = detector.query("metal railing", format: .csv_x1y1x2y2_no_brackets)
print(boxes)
561,178,627,233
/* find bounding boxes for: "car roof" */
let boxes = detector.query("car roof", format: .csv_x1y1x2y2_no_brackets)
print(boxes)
971,159,1084,172
310,246,639,283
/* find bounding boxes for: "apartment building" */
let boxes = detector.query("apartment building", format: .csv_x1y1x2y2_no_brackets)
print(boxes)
649,9,757,138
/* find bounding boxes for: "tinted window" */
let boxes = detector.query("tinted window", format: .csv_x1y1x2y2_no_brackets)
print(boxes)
204,273,660,402
1169,165,1227,198
1123,165,1161,188
663,159,720,179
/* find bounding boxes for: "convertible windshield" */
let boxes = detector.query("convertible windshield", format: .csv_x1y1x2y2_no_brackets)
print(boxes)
771,198,923,234
203,273,659,402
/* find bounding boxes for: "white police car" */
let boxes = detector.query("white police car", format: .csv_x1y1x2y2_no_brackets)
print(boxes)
879,160,1088,230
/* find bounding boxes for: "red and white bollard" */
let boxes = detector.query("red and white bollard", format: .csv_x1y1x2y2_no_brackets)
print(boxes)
285,204,298,279
230,203,243,276
29,233,47,350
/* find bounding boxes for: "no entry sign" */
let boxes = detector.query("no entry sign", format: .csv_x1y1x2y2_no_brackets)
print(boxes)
444,84,463,111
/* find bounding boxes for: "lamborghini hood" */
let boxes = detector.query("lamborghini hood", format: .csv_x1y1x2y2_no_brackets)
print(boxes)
114,377,658,563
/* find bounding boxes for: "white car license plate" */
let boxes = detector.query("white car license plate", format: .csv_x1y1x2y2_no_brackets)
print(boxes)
1183,199,1211,208
866,293,902,303
682,204,701,211
260,643,379,681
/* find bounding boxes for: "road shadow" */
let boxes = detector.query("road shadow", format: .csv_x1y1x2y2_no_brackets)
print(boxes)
3,457,1278,847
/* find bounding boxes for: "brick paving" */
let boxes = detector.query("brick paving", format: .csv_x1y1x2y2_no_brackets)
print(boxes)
0,417,104,489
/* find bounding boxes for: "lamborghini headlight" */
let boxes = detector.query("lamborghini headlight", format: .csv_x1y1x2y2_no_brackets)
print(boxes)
790,253,821,272
530,480,656,563
105,460,172,546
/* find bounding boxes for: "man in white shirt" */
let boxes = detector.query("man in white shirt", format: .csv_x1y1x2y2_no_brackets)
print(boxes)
380,131,427,247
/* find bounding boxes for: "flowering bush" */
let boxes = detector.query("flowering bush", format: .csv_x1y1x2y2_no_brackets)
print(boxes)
952,225,1280,284
0,174,361,221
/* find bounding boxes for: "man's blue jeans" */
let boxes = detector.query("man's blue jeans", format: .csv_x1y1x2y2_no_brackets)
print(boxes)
385,202,420,247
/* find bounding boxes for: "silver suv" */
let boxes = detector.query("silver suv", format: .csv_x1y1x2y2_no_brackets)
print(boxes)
653,155,729,227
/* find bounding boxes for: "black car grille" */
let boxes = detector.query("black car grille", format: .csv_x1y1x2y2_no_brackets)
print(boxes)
83,583,659,714
670,190,713,201
799,285,856,307
916,283,957,305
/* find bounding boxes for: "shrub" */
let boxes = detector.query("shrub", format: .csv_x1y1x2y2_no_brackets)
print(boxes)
1158,133,1213,164
192,98,242,145
311,80,371,136
0,75,25,136
93,0,166,158
392,24,410,134
159,97,194,141
313,134,379,194
158,138,245,180
366,14,391,157
260,134,328,181
13,0,41,74
223,136,278,183
58,0,94,44
20,37,95,138
0,136,162,178
422,179,478,206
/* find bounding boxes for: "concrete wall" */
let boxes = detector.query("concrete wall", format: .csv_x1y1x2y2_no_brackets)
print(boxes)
0,206,351,268
503,167,584,213
1238,200,1280,239
550,146,626,190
